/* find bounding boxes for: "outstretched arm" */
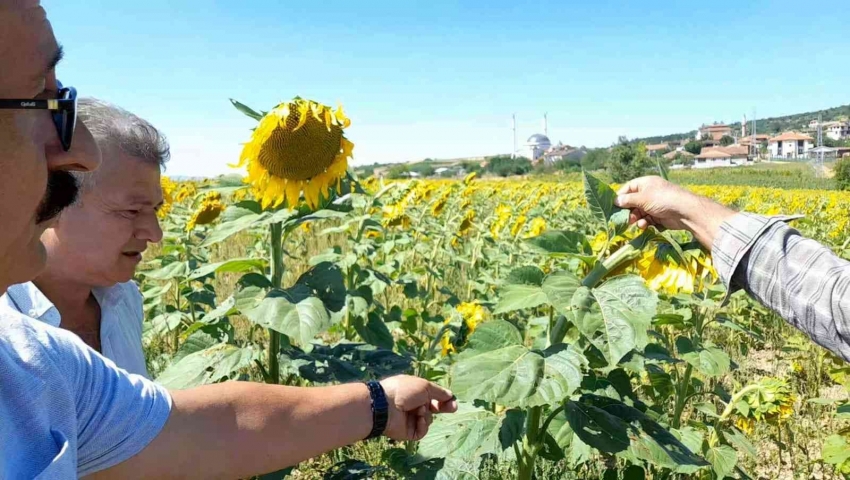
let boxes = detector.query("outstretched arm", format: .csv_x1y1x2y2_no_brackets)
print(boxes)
615,176,850,361
89,376,456,479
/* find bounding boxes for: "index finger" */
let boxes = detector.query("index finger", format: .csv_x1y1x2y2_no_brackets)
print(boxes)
616,179,639,195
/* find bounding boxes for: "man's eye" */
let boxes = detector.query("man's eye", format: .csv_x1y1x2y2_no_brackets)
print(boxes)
124,210,140,217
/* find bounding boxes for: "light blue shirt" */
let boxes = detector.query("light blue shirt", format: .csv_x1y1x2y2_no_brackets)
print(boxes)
1,281,149,377
0,305,171,478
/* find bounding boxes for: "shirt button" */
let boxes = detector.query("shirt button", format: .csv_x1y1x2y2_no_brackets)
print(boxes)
28,309,37,317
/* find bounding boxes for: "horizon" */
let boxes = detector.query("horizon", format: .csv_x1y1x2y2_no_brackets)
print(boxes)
44,0,849,177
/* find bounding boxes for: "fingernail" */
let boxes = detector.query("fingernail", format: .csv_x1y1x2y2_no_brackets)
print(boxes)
451,394,457,401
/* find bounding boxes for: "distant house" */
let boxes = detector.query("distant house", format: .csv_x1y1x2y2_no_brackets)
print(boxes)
645,143,670,156
663,150,693,161
698,124,733,142
767,132,814,159
823,121,850,141
694,146,751,169
543,143,577,164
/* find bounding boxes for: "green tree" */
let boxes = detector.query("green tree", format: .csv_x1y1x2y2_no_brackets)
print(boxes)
835,157,850,190
684,140,703,155
581,148,611,170
485,155,532,177
719,135,735,146
387,164,409,179
606,137,654,182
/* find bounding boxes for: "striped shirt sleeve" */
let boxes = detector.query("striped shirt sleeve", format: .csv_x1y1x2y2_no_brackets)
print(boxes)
712,212,850,361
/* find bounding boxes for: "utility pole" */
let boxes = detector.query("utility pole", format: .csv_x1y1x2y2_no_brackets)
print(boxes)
816,112,824,177
512,113,517,159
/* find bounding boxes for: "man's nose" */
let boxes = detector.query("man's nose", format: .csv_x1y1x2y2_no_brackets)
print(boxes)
137,213,164,244
46,119,101,172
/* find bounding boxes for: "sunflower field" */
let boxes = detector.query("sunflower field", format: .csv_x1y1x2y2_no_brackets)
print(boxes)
141,100,850,479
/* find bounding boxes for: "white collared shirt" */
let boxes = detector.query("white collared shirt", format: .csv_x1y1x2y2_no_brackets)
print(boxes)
0,280,149,377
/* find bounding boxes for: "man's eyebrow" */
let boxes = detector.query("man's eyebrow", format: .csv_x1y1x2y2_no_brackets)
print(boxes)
46,44,64,74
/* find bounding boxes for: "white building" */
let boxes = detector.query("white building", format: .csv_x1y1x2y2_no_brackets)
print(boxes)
824,121,850,141
525,134,551,163
694,146,751,169
768,132,814,159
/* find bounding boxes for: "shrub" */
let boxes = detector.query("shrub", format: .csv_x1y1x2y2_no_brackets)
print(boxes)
835,157,850,190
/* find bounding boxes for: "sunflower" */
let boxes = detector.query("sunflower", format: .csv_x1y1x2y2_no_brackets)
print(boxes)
635,246,696,295
510,215,527,238
735,416,755,435
458,210,475,236
456,302,486,334
158,176,177,219
526,217,546,238
382,202,410,228
490,204,511,239
431,191,450,216
186,192,225,231
463,171,477,185
175,183,197,203
234,98,354,210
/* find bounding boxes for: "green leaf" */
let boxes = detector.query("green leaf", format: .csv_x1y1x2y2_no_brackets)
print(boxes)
173,331,218,363
143,260,189,280
656,156,670,181
610,209,631,237
706,445,738,478
725,428,757,459
449,320,543,407
294,262,347,313
280,343,411,383
565,398,631,454
201,206,264,247
589,275,657,364
352,312,394,350
583,170,623,224
823,434,850,466
676,338,730,377
493,284,548,314
245,296,331,346
156,343,255,389
672,427,704,456
525,230,590,256
525,344,587,407
646,364,674,400
230,98,264,121
541,270,581,317
418,404,503,461
499,409,526,450
188,258,267,280
505,265,545,286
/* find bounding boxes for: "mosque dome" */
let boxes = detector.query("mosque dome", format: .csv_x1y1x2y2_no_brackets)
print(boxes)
527,134,551,146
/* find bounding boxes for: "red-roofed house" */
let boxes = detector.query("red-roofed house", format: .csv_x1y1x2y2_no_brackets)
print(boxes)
768,132,814,159
694,146,751,169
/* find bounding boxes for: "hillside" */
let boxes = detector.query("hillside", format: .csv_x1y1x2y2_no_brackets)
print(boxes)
634,103,850,144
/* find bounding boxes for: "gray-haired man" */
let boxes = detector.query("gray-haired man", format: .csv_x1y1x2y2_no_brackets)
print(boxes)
1,98,165,376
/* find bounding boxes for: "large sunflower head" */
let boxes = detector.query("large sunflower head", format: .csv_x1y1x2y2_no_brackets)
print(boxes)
235,98,354,210
635,245,695,295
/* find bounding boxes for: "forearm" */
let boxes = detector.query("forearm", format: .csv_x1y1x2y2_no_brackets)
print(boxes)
90,381,373,479
680,194,736,250
713,213,850,361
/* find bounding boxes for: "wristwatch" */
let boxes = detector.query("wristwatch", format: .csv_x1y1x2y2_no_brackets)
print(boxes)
365,380,388,440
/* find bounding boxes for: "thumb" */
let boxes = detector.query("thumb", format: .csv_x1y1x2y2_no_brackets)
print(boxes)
427,382,454,402
614,191,646,210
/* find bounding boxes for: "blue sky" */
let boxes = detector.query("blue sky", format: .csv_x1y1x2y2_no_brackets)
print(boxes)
45,0,848,177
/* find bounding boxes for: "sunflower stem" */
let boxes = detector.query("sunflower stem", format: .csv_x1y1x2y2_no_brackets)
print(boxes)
267,222,284,385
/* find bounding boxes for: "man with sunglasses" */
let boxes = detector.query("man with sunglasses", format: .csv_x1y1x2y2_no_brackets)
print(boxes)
0,2,456,478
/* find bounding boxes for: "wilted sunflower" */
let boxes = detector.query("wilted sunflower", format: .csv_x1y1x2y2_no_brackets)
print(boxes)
458,210,475,236
235,98,354,210
186,191,225,231
432,191,450,216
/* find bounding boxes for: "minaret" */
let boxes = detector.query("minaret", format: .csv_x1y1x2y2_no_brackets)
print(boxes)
544,113,548,137
742,115,747,137
512,113,517,159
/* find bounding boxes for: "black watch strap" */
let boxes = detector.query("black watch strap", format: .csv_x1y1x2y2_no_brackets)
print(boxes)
365,380,388,440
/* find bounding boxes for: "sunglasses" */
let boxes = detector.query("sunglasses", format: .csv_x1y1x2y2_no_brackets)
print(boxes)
0,81,77,151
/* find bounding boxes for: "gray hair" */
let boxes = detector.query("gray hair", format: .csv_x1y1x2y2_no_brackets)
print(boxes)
74,97,169,189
